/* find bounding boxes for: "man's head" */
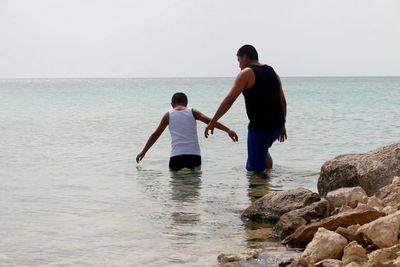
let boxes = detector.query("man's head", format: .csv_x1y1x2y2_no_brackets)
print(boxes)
171,92,188,107
236,44,259,70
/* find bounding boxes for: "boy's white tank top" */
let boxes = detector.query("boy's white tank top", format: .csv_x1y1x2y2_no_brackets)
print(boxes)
168,107,201,157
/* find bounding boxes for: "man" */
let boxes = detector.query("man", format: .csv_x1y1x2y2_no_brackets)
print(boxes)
205,44,287,172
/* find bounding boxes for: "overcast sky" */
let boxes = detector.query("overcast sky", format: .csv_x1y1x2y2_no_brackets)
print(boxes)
1,0,399,78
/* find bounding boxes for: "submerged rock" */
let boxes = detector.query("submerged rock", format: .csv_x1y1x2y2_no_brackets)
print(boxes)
241,188,320,223
302,228,348,264
326,187,368,209
217,246,301,267
357,211,400,248
283,205,384,248
317,143,400,196
272,199,330,239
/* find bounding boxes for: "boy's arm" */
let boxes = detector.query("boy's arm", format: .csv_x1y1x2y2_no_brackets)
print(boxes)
192,109,238,142
136,112,169,163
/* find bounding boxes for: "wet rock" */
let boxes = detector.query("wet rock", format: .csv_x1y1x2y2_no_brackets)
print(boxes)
326,187,368,209
375,176,400,210
357,211,400,248
218,246,301,267
342,241,368,265
367,244,400,265
217,248,262,263
317,143,400,196
302,228,348,264
241,188,320,223
280,257,312,267
283,205,384,248
315,259,343,267
273,199,330,239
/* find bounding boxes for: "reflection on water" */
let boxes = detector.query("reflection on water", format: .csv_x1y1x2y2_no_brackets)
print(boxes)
244,171,278,246
169,169,202,204
247,171,272,202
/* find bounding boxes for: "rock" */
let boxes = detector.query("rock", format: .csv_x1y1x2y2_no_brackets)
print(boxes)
368,244,400,264
217,248,262,263
342,241,368,265
315,259,343,267
367,196,385,212
357,211,400,248
280,257,311,267
318,143,400,196
273,199,330,239
283,205,384,248
335,227,366,246
326,187,368,209
375,176,400,210
241,188,320,223
383,206,398,215
302,228,348,264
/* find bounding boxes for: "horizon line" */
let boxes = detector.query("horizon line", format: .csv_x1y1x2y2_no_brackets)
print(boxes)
1,75,400,80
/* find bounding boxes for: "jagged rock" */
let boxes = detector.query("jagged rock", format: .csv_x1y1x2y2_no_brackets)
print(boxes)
342,241,368,265
357,211,400,248
367,244,400,264
241,188,320,223
318,143,400,196
315,259,343,267
375,176,400,210
273,199,330,239
302,228,348,264
326,187,368,209
283,205,384,248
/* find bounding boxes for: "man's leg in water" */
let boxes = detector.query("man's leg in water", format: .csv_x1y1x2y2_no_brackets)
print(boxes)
265,152,273,170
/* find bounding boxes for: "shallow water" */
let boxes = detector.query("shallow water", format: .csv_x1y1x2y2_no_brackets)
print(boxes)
0,77,399,266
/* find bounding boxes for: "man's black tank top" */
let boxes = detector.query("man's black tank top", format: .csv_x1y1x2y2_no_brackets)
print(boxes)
242,64,285,131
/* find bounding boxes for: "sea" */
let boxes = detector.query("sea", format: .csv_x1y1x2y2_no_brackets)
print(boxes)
1,77,399,266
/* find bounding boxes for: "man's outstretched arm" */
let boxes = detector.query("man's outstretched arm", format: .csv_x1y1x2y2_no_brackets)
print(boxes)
204,69,251,138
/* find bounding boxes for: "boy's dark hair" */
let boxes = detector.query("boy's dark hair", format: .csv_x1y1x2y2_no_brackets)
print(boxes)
171,92,188,105
237,44,258,60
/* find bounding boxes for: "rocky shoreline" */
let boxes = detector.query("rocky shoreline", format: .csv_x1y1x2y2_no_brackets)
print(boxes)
218,142,400,266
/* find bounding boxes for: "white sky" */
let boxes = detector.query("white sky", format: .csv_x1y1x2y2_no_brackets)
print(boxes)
1,0,399,78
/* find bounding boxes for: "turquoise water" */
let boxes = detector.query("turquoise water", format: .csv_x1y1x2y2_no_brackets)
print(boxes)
0,77,399,266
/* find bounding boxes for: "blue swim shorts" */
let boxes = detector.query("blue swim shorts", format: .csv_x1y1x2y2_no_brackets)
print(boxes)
246,127,283,172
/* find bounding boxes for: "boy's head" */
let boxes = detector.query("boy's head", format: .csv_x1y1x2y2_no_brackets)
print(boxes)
171,92,188,107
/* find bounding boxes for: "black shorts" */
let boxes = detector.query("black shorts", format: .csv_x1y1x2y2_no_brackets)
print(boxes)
169,154,201,171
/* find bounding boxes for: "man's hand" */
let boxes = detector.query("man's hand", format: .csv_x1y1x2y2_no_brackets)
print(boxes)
204,122,216,138
228,130,238,142
136,151,146,163
278,127,287,142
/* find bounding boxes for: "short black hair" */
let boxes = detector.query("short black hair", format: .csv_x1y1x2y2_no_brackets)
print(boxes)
237,44,258,60
171,92,188,105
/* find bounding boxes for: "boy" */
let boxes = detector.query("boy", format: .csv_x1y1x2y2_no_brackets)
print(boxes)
136,92,238,171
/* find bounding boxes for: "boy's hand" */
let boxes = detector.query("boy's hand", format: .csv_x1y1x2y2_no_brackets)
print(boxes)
278,127,287,142
228,130,238,142
204,122,215,138
136,152,146,163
